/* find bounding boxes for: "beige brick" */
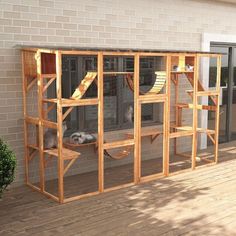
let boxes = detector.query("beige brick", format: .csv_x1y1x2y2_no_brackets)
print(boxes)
3,11,21,19
4,26,21,33
78,24,92,31
56,29,70,36
64,36,77,43
31,21,47,28
55,16,70,23
78,37,92,43
31,35,47,42
0,19,12,25
47,36,64,43
39,0,54,7
63,23,77,30
48,22,62,29
13,19,30,27
0,33,13,40
63,9,77,16
30,6,47,14
85,5,97,12
40,28,55,35
92,25,104,32
13,5,29,12
14,34,30,41
22,27,39,35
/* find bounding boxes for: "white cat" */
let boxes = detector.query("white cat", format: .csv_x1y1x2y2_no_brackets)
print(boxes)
125,105,133,123
69,132,96,144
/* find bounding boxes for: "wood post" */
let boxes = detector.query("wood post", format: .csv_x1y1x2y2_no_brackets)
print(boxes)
134,53,141,184
98,52,104,192
191,55,198,169
56,50,64,203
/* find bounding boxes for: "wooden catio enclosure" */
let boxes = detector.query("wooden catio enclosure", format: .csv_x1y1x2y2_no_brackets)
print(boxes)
21,47,221,203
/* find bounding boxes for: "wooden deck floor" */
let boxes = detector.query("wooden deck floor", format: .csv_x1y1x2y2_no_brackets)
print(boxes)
1,141,236,235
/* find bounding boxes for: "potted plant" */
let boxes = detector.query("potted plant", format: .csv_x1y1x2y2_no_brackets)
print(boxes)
0,138,16,198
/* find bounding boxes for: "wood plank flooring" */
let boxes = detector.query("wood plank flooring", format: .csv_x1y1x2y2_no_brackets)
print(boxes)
1,141,236,235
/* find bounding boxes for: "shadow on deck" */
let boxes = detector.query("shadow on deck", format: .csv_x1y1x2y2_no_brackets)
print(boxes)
1,141,236,235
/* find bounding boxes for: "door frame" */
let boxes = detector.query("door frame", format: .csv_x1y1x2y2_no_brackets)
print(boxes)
202,33,236,145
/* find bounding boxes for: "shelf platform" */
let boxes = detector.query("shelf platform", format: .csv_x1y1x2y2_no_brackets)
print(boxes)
176,103,216,111
44,148,80,160
171,71,194,74
43,98,99,107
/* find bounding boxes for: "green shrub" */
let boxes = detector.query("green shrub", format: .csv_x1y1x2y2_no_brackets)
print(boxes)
0,138,16,198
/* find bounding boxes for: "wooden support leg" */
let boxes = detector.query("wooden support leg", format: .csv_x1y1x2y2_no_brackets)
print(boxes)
98,52,104,192
134,53,141,183
192,55,198,169
56,50,64,203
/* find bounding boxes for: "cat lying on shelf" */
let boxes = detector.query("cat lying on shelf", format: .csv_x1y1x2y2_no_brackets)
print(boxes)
69,132,96,145
43,122,67,149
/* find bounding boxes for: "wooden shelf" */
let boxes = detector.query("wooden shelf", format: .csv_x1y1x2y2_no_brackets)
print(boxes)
126,129,163,138
103,139,134,150
171,71,194,74
44,148,80,160
42,98,99,107
63,138,97,149
172,126,215,135
176,103,216,111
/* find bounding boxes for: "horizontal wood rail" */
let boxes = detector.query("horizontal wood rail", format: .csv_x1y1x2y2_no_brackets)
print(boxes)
41,74,57,79
176,103,216,111
41,119,57,129
103,139,134,150
25,116,39,125
197,91,219,96
139,94,166,103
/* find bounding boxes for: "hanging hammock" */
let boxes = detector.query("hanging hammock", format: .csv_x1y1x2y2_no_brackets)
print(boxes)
104,144,133,160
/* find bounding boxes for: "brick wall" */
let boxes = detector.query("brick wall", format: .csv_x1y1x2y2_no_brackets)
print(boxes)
0,0,236,186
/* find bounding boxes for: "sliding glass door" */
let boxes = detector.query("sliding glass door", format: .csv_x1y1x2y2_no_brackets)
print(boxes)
211,44,236,142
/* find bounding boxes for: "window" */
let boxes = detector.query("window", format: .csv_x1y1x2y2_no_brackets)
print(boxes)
61,55,164,133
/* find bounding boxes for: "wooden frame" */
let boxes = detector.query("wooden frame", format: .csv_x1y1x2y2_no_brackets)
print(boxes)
21,48,222,203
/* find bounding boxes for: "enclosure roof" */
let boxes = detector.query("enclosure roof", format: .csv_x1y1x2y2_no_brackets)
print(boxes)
19,46,222,55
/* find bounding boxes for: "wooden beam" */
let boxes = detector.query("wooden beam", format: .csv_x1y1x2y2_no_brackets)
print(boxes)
214,55,221,163
64,159,77,175
62,107,73,121
192,54,198,170
134,53,141,184
56,50,64,204
22,51,29,184
36,50,45,191
27,78,37,91
98,52,104,192
163,55,171,176
43,77,56,93
103,139,134,150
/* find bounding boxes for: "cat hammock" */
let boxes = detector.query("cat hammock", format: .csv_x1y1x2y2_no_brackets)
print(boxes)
104,145,133,160
126,71,166,95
